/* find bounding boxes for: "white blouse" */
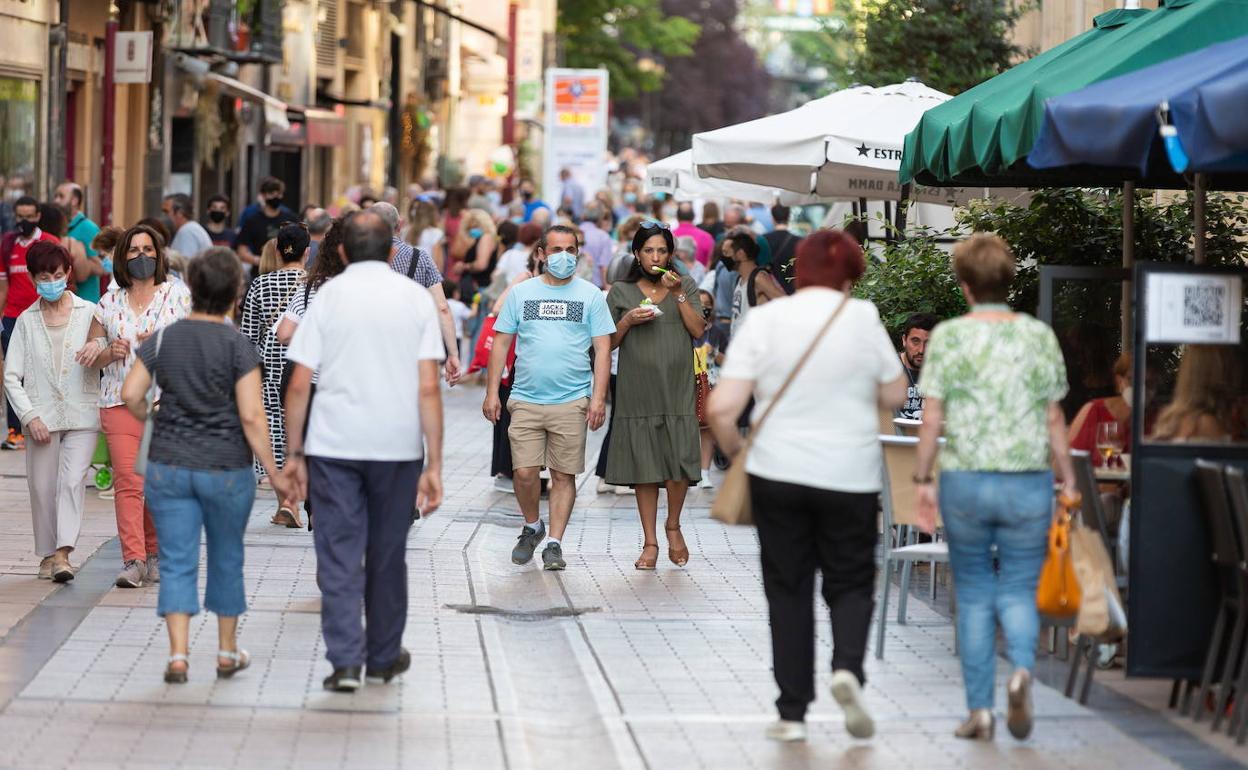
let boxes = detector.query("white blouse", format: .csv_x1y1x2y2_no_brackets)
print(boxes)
3,294,102,433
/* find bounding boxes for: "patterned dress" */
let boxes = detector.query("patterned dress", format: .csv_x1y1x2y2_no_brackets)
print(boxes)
95,281,192,408
240,267,305,476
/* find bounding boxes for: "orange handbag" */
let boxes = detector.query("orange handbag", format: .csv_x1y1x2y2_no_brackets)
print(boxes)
1036,504,1081,617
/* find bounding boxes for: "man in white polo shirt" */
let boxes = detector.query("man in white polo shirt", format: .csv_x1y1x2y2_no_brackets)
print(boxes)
283,209,445,693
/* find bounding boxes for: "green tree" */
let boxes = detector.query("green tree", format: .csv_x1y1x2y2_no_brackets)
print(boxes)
558,1,701,101
853,0,1028,94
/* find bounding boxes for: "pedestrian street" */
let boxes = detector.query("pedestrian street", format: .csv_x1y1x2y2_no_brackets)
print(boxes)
0,385,1241,770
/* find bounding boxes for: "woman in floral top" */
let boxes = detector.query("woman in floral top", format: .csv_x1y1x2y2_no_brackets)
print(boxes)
81,224,191,590
912,233,1078,743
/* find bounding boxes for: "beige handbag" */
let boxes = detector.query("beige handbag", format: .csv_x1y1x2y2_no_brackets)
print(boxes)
1071,520,1128,641
711,295,851,526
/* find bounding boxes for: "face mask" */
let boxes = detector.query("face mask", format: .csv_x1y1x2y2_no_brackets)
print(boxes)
486,191,501,206
623,192,637,204
521,190,534,202
128,255,157,280
208,210,227,224
510,216,524,224
719,254,736,271
101,257,114,274
16,220,36,238
1122,386,1133,404
36,277,67,302
546,252,577,279
468,227,483,240
265,195,283,209
662,206,677,220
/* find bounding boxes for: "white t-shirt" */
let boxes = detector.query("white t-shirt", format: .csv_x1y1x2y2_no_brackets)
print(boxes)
416,227,444,257
448,298,471,339
286,260,445,461
495,244,530,285
720,288,903,493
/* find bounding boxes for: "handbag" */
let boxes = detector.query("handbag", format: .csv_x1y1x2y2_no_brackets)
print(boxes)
694,346,711,426
1036,504,1081,617
468,314,518,383
134,326,165,477
710,294,851,526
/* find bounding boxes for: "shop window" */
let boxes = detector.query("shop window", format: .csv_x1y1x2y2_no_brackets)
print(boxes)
0,76,40,233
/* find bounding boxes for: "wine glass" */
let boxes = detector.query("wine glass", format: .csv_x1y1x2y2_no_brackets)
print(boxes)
1095,421,1124,468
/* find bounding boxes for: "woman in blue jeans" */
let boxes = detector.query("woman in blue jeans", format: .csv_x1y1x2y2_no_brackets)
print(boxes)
913,233,1078,741
122,247,293,683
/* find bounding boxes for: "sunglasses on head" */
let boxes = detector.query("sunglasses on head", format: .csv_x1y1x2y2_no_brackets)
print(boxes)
639,220,671,231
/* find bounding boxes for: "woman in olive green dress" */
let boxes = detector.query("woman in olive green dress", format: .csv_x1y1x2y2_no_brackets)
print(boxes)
606,223,706,570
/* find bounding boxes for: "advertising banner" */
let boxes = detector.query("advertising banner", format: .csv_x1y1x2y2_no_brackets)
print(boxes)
541,69,608,210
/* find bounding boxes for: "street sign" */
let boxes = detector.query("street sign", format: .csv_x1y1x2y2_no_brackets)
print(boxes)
541,69,609,207
114,31,153,84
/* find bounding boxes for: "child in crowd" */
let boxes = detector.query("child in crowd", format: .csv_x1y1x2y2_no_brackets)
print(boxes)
696,289,729,489
443,279,476,365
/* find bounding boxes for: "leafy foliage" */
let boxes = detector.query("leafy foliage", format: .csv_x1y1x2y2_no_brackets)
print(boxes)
558,0,701,101
853,223,969,340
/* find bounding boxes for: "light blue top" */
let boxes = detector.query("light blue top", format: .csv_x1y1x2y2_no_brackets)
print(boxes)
495,276,615,405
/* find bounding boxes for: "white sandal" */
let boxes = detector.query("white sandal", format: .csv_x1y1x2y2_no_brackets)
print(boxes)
216,649,251,679
164,653,189,684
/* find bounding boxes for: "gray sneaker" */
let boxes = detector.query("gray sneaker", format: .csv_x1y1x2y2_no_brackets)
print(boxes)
115,559,147,588
146,553,160,583
542,542,566,571
511,521,546,565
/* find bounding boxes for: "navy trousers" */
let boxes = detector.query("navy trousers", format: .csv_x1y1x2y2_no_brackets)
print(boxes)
308,456,422,670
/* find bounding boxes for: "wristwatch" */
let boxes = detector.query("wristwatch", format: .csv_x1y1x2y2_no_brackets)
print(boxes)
912,474,934,485
675,293,687,303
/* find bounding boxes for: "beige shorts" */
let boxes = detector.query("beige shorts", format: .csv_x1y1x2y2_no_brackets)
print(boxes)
507,398,589,475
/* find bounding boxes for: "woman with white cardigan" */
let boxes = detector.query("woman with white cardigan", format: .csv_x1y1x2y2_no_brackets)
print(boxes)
3,241,103,582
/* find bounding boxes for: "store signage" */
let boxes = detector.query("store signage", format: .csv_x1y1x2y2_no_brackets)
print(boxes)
114,31,153,84
1145,272,1242,345
513,4,543,120
542,69,609,206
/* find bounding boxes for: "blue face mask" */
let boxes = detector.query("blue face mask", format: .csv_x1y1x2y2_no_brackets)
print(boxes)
101,257,113,274
36,277,67,302
623,192,638,204
546,252,577,279
468,227,484,240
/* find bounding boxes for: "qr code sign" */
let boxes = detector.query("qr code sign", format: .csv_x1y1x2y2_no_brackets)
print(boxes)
1183,284,1225,328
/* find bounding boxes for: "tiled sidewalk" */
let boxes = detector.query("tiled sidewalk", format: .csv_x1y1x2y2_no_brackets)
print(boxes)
0,386,1239,769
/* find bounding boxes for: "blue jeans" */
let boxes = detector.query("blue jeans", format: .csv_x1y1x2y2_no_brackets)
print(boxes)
145,463,255,618
940,470,1053,711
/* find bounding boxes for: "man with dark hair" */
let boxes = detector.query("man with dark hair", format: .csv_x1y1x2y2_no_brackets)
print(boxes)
722,228,784,333
54,181,107,302
896,312,938,420
673,202,714,268
283,209,445,693
483,224,614,571
0,196,60,449
203,194,237,248
162,193,213,257
762,205,802,295
233,176,295,272
517,178,550,222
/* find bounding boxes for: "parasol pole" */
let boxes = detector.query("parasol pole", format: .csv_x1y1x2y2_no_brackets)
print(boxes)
1121,182,1135,351
1194,172,1207,264
895,182,911,241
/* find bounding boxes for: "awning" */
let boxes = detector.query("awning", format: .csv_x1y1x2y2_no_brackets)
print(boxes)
301,107,347,147
204,71,290,131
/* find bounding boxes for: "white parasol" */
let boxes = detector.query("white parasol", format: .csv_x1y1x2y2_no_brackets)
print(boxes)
645,150,818,205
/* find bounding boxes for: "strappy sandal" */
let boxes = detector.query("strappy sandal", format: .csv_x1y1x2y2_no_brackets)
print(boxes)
270,507,303,528
666,524,690,567
164,653,189,684
216,649,251,679
635,543,659,571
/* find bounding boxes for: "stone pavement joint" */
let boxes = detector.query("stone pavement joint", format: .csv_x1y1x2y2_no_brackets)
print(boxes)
0,385,1241,769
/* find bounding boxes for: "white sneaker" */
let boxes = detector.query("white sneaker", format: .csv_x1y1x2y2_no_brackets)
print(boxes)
830,670,875,739
765,719,807,742
596,478,613,494
493,476,514,494
614,484,634,495
698,474,714,490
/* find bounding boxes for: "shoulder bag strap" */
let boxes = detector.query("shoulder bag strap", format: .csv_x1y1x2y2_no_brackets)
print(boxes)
746,293,851,440
406,247,423,280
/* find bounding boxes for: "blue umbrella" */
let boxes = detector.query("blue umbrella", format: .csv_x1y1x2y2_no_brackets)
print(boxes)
1029,34,1248,174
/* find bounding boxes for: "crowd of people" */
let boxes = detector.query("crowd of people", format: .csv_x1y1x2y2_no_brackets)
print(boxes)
1,164,1239,744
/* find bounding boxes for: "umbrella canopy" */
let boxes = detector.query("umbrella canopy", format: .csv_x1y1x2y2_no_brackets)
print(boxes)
645,150,818,205
1030,34,1248,173
692,81,985,204
901,0,1248,189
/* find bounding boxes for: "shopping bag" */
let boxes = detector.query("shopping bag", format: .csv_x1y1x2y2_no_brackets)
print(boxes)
1036,506,1081,617
1071,522,1128,641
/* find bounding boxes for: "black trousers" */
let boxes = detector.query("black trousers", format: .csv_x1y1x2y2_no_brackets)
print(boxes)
749,474,878,722
595,375,617,478
490,383,513,478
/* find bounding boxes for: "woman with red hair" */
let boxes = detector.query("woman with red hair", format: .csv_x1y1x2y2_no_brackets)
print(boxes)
708,229,908,743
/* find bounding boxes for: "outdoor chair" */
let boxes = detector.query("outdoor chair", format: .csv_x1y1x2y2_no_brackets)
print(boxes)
1187,460,1246,726
875,434,949,660
1220,466,1248,743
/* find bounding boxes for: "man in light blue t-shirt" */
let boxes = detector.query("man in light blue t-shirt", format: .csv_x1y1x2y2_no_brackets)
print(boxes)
483,225,615,571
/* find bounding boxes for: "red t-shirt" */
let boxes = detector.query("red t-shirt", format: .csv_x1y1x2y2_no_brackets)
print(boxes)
2,229,60,318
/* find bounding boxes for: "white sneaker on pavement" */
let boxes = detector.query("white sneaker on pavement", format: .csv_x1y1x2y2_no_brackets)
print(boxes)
493,475,514,494
698,474,714,490
614,484,634,495
596,478,613,494
830,670,875,738
765,719,807,742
